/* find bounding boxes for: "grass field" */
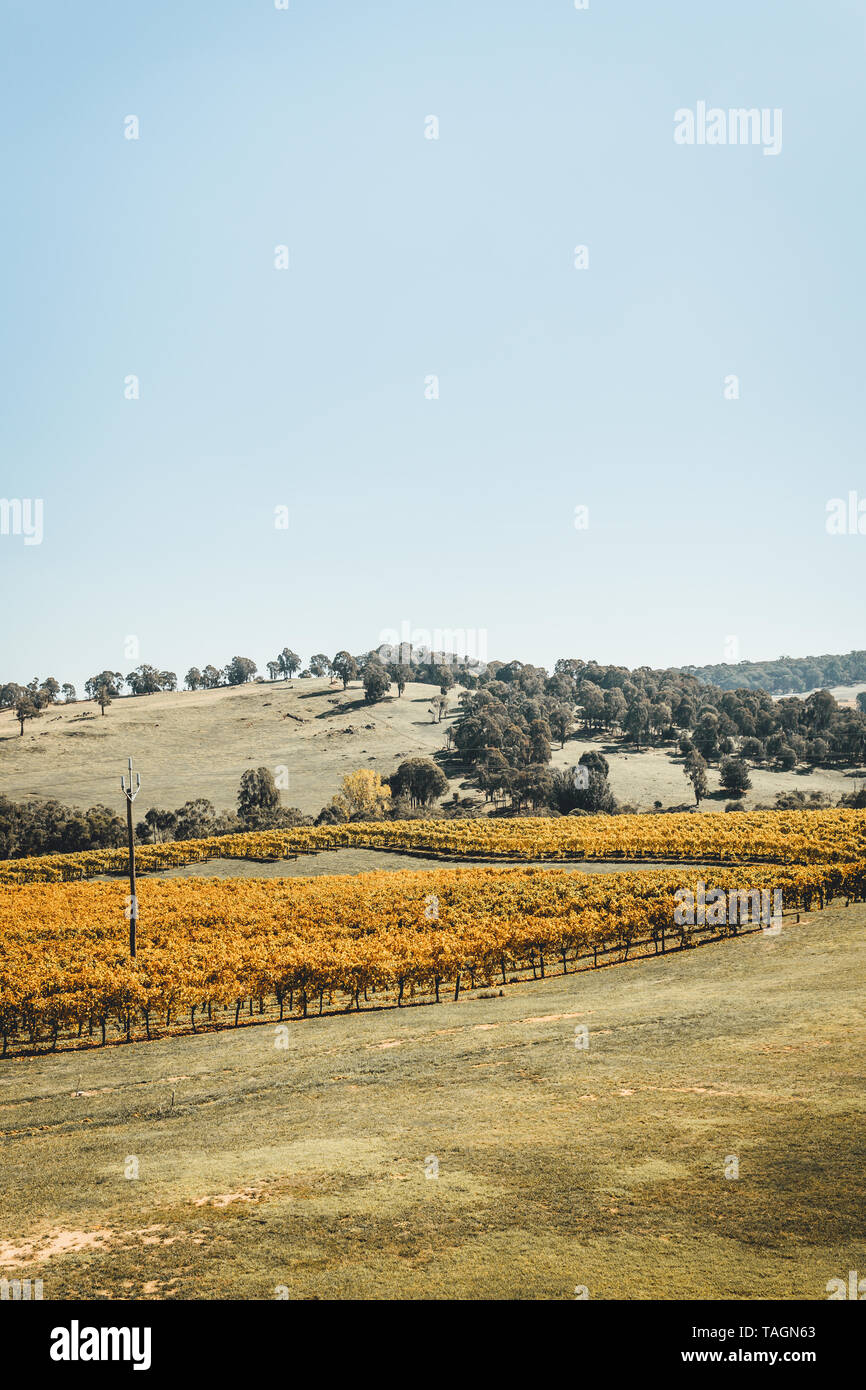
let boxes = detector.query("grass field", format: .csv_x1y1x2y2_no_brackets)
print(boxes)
1,900,862,1300
0,678,457,819
123,850,714,880
1,677,862,819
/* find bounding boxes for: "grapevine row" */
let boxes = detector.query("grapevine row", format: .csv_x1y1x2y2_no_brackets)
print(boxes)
1,808,864,884
1,860,861,1053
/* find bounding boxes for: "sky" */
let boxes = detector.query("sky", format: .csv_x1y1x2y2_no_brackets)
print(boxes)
1,0,864,693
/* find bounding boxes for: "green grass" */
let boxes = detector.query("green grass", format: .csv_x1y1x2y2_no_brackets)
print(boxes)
1,901,863,1299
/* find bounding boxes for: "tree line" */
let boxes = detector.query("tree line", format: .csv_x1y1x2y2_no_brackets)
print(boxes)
5,643,866,722
0,752,456,860
0,771,308,860
449,657,866,813
0,644,475,732
685,649,866,695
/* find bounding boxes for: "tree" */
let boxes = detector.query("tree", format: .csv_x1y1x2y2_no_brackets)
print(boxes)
0,682,26,710
332,768,391,819
141,807,178,843
332,651,358,690
61,683,76,703
550,766,616,814
39,677,60,704
775,744,797,771
579,750,610,779
224,656,258,686
266,661,280,682
185,668,203,691
857,692,866,716
740,736,764,763
237,767,280,821
125,665,162,696
159,671,177,692
806,737,829,766
508,765,554,812
86,671,123,712
624,699,650,747
201,664,222,689
548,704,573,748
278,648,301,681
604,687,627,730
86,671,124,700
433,665,455,693
805,689,835,732
691,714,719,762
674,698,696,729
476,748,510,802
576,767,616,813
529,718,552,764
684,750,709,804
390,663,410,697
650,701,673,742
14,695,41,736
578,681,606,730
827,711,866,766
720,755,751,797
363,663,391,704
174,798,217,840
549,768,582,814
389,758,448,808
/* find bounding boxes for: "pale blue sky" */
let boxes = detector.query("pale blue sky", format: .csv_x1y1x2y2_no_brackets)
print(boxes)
1,0,864,691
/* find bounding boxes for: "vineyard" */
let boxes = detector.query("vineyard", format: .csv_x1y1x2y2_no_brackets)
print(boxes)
1,808,865,883
1,854,864,1054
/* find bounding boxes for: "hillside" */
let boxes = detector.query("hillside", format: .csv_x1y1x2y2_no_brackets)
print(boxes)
0,678,459,818
1,676,862,822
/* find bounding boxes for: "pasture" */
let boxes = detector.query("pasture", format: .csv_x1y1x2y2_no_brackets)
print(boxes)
0,900,862,1300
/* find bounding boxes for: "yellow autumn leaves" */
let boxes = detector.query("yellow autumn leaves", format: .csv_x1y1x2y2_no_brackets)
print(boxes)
1,808,864,885
326,769,391,820
1,857,863,1051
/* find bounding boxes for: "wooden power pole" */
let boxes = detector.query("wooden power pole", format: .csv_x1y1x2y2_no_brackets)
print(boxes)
121,757,141,957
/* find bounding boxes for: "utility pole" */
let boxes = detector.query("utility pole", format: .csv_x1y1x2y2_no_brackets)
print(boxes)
121,757,141,958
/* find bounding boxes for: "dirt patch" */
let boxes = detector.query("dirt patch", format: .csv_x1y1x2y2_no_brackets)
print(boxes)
193,1189,262,1209
0,1223,198,1268
0,1228,111,1267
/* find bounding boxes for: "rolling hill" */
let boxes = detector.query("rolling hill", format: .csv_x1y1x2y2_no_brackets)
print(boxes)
1,675,862,822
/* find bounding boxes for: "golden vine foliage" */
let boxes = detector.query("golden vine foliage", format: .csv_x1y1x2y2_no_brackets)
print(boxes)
1,858,862,1050
1,808,864,884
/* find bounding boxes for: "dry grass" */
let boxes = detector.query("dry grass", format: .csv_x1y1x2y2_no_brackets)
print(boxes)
1,677,861,821
0,678,456,818
0,901,862,1299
